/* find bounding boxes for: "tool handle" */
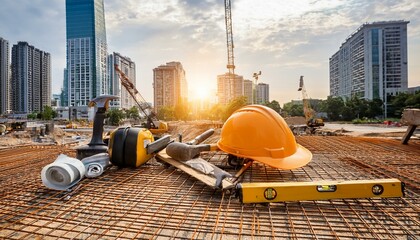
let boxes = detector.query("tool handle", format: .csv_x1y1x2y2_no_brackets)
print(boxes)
146,135,172,154
188,129,215,145
193,144,219,153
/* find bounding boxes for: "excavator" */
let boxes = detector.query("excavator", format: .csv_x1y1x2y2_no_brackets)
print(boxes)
114,64,168,134
298,76,324,133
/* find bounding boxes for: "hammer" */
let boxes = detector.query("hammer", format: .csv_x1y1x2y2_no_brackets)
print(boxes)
166,128,217,161
76,95,119,159
186,128,215,145
166,142,219,161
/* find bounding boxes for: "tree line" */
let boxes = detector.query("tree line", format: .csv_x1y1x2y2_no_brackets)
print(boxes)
23,91,419,125
282,91,419,121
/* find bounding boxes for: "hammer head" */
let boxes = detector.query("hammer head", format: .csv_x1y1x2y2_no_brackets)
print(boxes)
166,142,210,161
88,95,119,110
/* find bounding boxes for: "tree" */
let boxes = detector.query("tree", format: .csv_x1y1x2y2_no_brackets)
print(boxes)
324,96,344,121
208,104,225,120
157,106,175,121
40,106,56,120
106,108,125,126
264,100,281,113
366,98,383,118
404,91,420,109
125,106,140,120
282,102,304,117
222,96,248,121
27,112,38,120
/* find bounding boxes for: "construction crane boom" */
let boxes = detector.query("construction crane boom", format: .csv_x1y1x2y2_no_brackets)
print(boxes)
224,0,235,101
114,64,160,130
298,76,324,129
298,76,314,121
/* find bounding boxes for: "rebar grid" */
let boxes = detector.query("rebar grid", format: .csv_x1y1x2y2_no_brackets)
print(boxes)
0,137,419,239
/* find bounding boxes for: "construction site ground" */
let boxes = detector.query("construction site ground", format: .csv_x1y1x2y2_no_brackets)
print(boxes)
0,121,419,239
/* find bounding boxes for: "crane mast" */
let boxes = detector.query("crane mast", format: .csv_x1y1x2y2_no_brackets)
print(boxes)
224,0,235,102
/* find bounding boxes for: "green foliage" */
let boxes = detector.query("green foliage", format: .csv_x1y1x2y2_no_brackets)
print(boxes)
125,106,140,120
27,112,38,120
208,104,225,120
282,102,304,117
27,106,57,120
40,106,56,120
264,100,281,113
157,106,175,121
222,96,248,121
366,98,383,118
324,96,345,121
389,91,420,117
106,108,125,126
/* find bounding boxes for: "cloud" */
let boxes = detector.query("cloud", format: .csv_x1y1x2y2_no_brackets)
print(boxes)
1,0,419,104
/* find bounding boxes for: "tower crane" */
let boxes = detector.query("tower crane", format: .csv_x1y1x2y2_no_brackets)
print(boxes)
298,76,324,132
224,0,235,102
114,64,168,134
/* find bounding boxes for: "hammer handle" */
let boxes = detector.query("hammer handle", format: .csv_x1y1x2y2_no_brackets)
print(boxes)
188,129,215,145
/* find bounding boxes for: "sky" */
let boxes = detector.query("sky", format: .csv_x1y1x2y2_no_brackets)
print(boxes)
1,0,419,106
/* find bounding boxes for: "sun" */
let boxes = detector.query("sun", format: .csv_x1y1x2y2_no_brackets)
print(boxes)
191,85,211,101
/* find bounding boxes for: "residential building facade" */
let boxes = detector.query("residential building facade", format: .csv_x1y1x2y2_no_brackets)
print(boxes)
243,79,253,104
153,62,188,112
108,52,136,109
256,83,269,104
217,73,243,105
329,20,409,116
0,37,11,114
11,42,51,113
65,0,108,107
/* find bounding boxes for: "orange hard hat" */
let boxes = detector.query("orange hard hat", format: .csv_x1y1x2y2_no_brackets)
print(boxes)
217,105,312,170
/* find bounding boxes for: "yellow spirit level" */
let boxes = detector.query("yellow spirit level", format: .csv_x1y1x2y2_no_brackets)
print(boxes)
237,179,404,203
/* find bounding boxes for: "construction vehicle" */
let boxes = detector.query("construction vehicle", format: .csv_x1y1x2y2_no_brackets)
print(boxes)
114,64,168,134
298,76,324,133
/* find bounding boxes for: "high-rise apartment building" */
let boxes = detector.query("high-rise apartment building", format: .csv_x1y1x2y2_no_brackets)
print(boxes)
0,37,11,114
11,42,51,113
217,73,243,105
153,62,188,112
61,68,68,107
329,20,409,116
108,52,136,109
243,79,253,104
256,83,269,104
65,0,108,107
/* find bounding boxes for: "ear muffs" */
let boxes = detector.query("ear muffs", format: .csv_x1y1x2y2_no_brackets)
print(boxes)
109,127,154,167
124,127,141,167
109,127,129,167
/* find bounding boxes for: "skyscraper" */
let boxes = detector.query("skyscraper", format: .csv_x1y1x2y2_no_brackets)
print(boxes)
108,52,136,109
256,83,269,104
153,62,188,112
65,0,108,107
329,20,409,116
0,37,10,114
243,79,253,104
11,42,51,113
217,73,243,105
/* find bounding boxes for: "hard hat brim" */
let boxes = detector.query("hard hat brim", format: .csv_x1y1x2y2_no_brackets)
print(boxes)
250,144,312,170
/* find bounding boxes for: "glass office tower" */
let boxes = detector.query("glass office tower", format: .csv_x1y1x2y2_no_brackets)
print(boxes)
65,0,108,107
